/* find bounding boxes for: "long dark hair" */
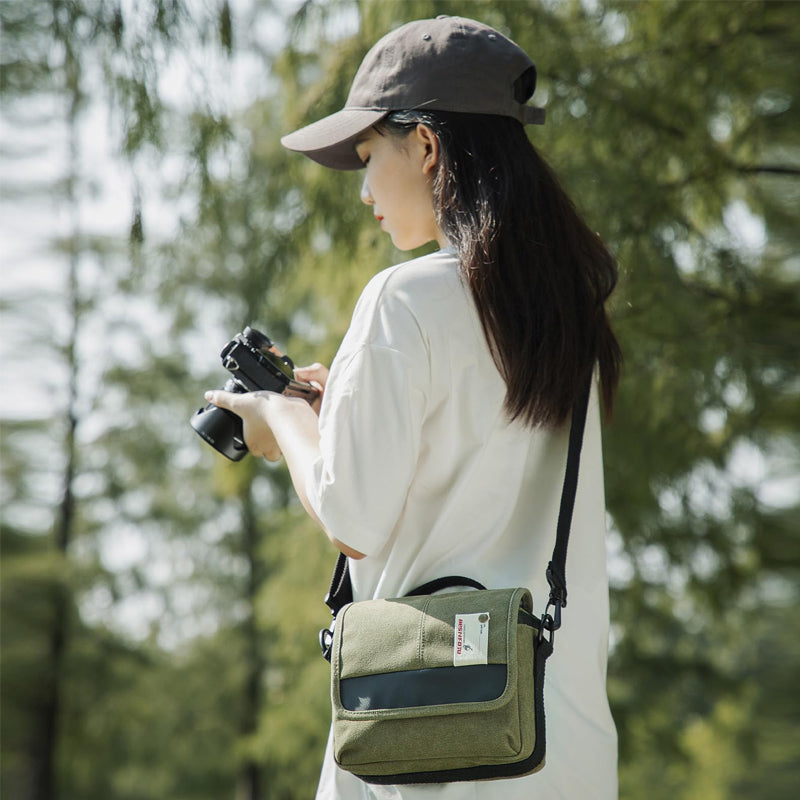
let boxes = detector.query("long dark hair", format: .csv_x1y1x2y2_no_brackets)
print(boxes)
378,110,622,428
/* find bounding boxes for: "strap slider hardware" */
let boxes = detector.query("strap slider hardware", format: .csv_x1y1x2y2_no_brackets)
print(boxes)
538,598,562,645
545,562,568,608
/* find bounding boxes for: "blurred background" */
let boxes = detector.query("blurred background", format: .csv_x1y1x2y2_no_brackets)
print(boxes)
1,1,798,798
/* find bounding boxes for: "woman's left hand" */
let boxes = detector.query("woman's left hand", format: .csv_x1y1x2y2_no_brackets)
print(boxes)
205,385,363,559
204,389,287,461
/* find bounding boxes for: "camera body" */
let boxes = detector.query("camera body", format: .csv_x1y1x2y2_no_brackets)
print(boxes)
191,326,319,461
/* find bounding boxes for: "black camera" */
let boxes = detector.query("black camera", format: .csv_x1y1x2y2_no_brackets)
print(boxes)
191,326,319,461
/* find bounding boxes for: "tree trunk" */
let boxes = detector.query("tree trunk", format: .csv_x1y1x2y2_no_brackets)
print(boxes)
237,488,263,800
29,71,82,800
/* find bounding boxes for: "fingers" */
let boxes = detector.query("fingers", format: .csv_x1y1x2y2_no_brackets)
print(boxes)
203,390,283,461
294,364,328,415
204,389,228,409
294,362,329,391
294,362,330,415
255,441,283,462
204,389,240,411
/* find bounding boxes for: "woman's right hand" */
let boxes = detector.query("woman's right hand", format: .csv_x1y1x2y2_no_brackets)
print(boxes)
294,363,329,415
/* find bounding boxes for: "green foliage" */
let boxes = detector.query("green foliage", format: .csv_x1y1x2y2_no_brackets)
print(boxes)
2,1,798,798
254,512,334,796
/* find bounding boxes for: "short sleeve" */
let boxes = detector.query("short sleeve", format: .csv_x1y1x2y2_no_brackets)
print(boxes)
306,276,430,557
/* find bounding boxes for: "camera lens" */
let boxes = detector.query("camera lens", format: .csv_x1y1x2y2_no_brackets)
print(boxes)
243,326,272,351
190,379,249,461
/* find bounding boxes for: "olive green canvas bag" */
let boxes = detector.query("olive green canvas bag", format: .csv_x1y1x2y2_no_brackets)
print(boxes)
318,382,590,784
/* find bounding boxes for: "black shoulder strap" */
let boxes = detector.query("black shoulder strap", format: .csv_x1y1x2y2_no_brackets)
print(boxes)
405,575,486,596
323,549,352,616
540,377,592,641
321,378,593,657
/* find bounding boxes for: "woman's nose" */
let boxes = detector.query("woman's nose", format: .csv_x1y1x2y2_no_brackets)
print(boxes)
360,176,373,205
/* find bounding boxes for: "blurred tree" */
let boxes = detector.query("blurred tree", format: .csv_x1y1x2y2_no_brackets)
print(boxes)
2,1,798,798
1,1,120,796
1,0,275,797
151,84,343,798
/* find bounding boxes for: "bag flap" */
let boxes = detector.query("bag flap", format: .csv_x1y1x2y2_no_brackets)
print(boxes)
333,587,532,680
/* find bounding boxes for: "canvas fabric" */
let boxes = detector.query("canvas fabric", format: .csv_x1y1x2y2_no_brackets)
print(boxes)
330,587,544,781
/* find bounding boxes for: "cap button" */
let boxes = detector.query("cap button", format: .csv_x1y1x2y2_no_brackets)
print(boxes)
436,15,449,20
422,33,431,41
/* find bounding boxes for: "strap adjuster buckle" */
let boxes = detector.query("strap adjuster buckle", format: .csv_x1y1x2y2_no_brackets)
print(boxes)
545,562,568,607
319,622,335,662
539,597,562,644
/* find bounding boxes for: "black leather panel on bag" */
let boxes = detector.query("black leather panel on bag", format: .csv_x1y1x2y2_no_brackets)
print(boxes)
340,664,507,711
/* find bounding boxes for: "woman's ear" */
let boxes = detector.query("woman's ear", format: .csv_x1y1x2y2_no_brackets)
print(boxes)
415,123,440,175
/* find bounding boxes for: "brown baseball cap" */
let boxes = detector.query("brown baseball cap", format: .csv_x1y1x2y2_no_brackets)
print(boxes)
281,15,545,170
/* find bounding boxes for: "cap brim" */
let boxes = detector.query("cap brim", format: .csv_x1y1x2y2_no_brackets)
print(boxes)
280,108,389,170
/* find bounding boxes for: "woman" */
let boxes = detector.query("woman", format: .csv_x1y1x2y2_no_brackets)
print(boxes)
206,15,621,800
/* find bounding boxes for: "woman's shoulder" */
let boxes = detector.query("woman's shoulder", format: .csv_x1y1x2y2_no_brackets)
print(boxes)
360,248,461,315
343,247,473,359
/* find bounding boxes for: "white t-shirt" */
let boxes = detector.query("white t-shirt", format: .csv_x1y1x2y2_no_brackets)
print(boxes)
308,248,618,800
